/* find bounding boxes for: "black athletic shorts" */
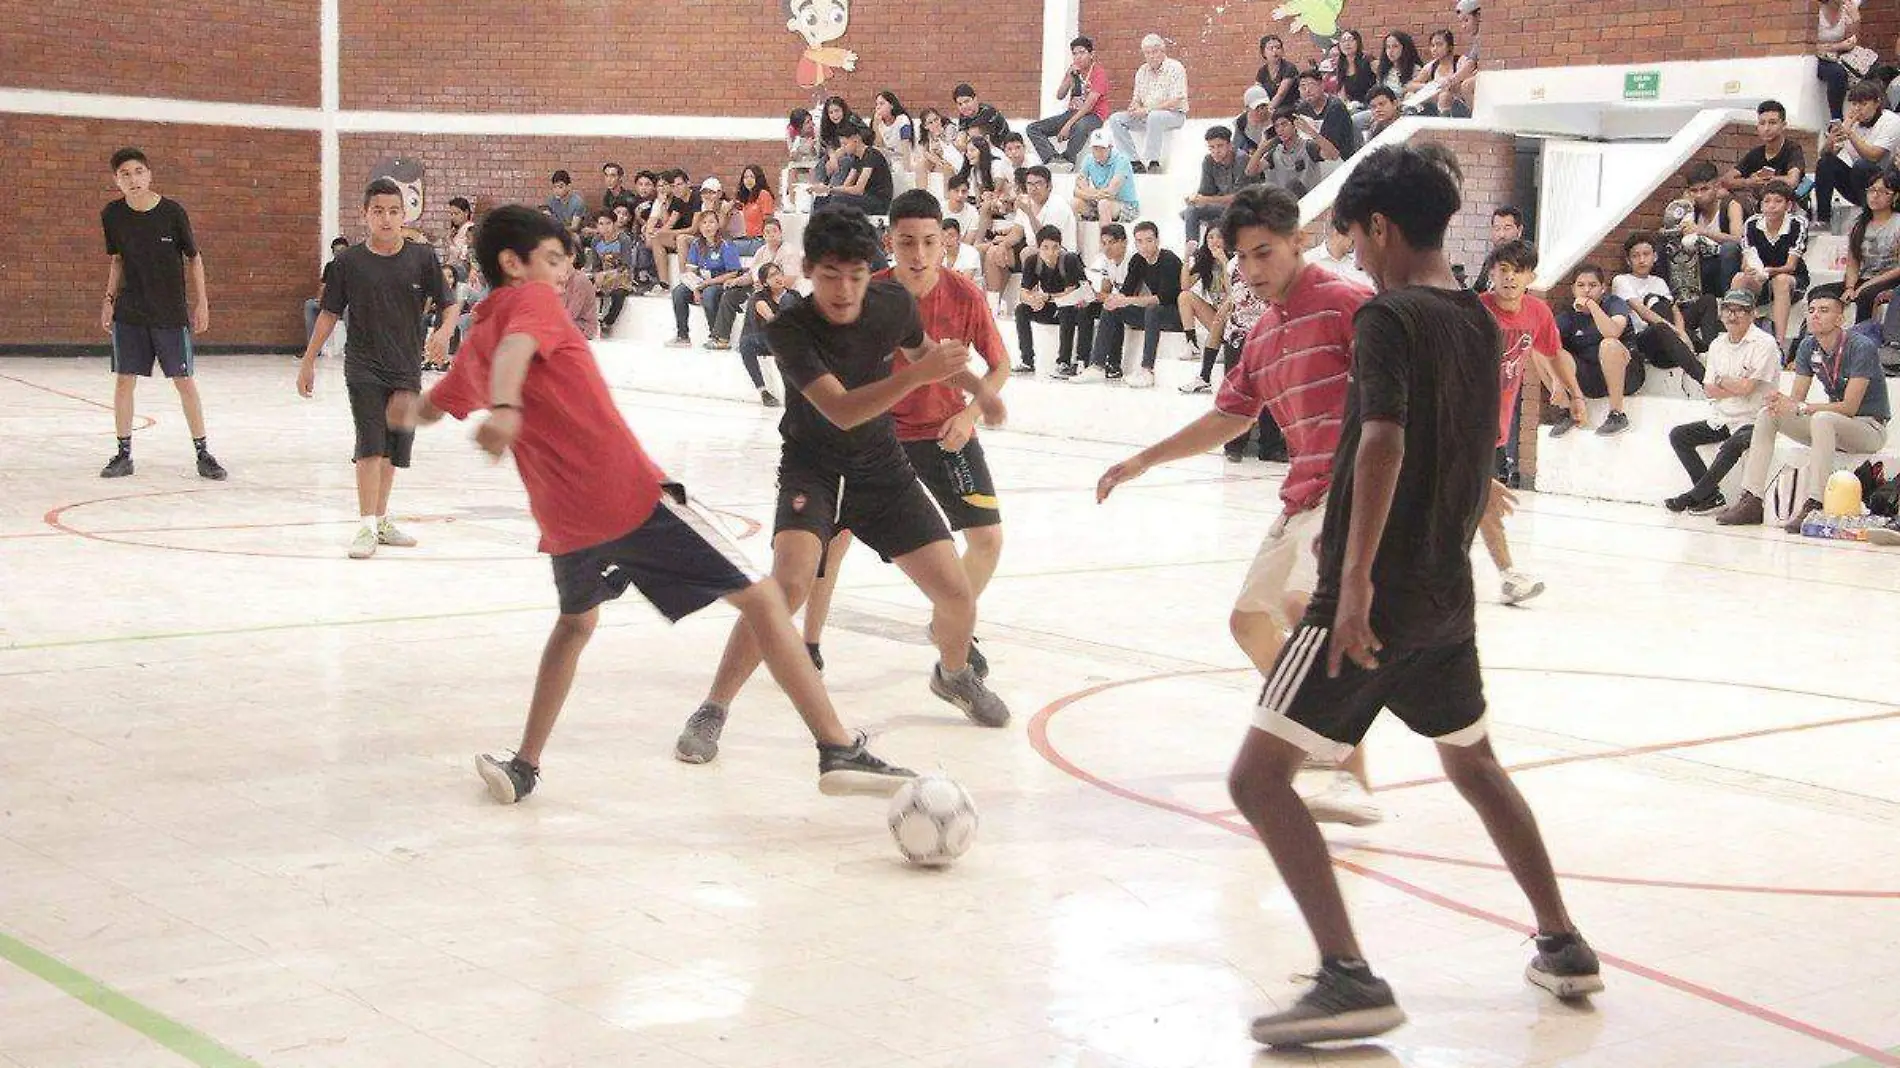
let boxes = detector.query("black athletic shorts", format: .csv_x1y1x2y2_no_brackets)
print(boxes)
1572,344,1646,399
551,485,758,618
1252,621,1489,763
110,324,193,379
902,436,1001,532
773,449,951,563
347,381,418,466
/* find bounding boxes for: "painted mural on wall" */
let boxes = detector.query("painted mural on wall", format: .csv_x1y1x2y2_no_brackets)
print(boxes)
368,156,426,224
786,0,857,89
1271,0,1345,49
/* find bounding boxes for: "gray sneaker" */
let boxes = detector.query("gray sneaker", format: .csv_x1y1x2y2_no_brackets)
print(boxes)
1595,410,1631,436
1250,963,1407,1047
674,702,728,764
816,732,915,797
929,663,1010,727
1526,932,1605,998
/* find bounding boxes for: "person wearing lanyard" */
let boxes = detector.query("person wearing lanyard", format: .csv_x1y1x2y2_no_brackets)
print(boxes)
1717,283,1892,532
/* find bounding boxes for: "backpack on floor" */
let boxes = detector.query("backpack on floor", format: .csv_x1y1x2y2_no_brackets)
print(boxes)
1766,464,1804,523
1868,467,1900,518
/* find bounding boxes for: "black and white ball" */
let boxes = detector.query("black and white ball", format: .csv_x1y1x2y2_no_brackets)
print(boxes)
887,775,978,867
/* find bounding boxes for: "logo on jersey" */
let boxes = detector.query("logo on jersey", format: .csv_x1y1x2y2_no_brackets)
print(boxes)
790,492,808,513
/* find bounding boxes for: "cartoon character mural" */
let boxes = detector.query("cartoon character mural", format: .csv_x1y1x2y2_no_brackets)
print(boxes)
1270,0,1345,51
786,0,857,89
369,156,426,223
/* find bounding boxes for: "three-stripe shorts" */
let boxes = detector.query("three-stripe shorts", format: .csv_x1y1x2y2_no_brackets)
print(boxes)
550,483,760,619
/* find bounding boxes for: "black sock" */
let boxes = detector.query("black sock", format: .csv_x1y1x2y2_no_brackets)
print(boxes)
1535,930,1579,948
115,435,132,458
1322,956,1375,979
192,436,209,456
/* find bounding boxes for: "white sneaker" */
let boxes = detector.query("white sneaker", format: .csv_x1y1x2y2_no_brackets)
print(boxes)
1071,365,1105,383
348,525,378,560
1500,569,1545,606
1304,772,1384,827
1179,377,1211,394
377,519,418,548
1127,368,1156,389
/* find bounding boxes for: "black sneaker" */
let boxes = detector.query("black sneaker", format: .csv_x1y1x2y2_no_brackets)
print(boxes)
1664,491,1696,513
196,451,228,481
816,731,915,797
929,663,1010,727
966,637,989,681
1250,962,1407,1047
1687,492,1727,516
761,390,781,408
100,453,134,479
674,702,728,764
806,642,824,673
1595,410,1631,437
1224,450,1244,464
1131,160,1147,174
1549,410,1577,438
476,753,539,804
1011,362,1035,375
1526,932,1605,998
1104,367,1124,383
1054,362,1076,380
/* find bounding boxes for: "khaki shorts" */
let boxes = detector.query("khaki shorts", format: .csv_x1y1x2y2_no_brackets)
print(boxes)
1233,501,1324,630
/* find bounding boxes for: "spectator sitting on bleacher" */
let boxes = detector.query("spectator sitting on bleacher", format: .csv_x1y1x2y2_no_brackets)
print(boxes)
1185,125,1255,242
1108,34,1190,174
1846,169,1900,333
1438,0,1483,117
942,176,982,244
1335,30,1377,109
1717,283,1893,531
1363,86,1402,140
601,162,639,217
1013,165,1077,259
562,234,599,342
644,171,700,287
871,92,916,183
955,135,1013,198
1086,221,1185,388
443,197,474,273
1250,109,1334,197
732,167,778,248
711,216,802,345
1815,80,1900,230
814,122,895,216
592,250,633,333
1407,30,1462,112
1816,0,1861,120
1548,264,1639,437
306,236,350,345
1375,32,1423,99
1664,288,1783,515
1737,179,1810,348
818,95,855,152
1471,205,1522,294
1613,233,1708,384
787,107,818,164
1256,34,1300,112
548,171,586,234
1074,129,1141,223
1028,36,1111,172
1304,215,1374,288
1294,68,1361,160
1234,85,1276,157
1065,223,1133,381
1723,100,1805,202
735,263,791,409
1673,162,1747,301
667,211,748,349
1177,227,1230,393
942,217,984,282
953,83,1010,143
1000,133,1031,180
913,109,962,189
1014,224,1090,374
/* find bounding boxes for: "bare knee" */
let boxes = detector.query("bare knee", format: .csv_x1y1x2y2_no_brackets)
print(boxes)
1771,274,1796,296
1227,731,1305,813
553,609,598,643
1229,607,1273,648
1437,736,1505,797
1599,339,1630,368
962,524,1002,557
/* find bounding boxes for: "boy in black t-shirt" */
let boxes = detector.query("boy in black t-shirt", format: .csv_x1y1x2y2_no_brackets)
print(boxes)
98,148,227,481
1724,99,1806,201
1013,225,1088,372
1233,144,1601,1050
675,209,1012,764
297,178,460,560
1087,222,1184,386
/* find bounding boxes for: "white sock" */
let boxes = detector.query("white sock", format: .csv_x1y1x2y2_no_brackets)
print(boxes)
360,515,377,532
374,514,387,527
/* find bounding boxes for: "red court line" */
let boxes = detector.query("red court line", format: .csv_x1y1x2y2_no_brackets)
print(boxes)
1026,672,1900,1067
0,372,156,430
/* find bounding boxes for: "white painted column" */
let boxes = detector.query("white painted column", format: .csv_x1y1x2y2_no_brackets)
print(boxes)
1039,0,1081,119
319,0,340,255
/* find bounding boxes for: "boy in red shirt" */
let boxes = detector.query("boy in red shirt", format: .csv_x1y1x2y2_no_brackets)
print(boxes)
799,188,1013,677
1476,239,1555,606
1097,185,1381,828
416,206,913,803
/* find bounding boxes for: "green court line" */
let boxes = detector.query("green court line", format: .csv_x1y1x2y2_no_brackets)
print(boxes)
0,930,264,1068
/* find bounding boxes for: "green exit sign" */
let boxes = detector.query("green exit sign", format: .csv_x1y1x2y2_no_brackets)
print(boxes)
1624,70,1661,100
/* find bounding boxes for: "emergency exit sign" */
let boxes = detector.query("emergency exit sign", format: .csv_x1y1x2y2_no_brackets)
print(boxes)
1624,70,1661,100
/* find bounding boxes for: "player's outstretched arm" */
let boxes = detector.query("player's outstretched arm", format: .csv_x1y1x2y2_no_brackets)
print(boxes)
471,332,536,457
1327,419,1403,678
1097,408,1255,502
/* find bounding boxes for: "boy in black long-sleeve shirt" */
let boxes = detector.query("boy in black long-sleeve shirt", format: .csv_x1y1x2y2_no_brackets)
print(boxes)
1086,221,1183,386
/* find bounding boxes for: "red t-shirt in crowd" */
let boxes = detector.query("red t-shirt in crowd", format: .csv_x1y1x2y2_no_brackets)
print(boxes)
1479,291,1561,448
428,282,667,555
880,267,1008,442
1216,264,1373,514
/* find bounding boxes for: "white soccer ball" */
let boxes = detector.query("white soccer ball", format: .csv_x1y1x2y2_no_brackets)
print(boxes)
887,775,978,868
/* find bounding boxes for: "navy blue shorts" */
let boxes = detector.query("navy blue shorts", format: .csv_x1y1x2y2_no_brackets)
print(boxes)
110,324,193,378
550,486,760,618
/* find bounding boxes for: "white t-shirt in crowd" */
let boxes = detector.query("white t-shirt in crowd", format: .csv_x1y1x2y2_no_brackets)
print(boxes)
1610,272,1673,334
945,202,981,243
948,242,983,282
1016,195,1078,252
1702,326,1783,428
1089,250,1132,295
1842,109,1900,168
1303,245,1373,289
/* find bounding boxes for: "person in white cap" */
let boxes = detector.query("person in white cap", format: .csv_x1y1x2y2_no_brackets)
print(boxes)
1106,34,1190,173
1073,128,1141,224
1234,84,1277,156
698,176,732,236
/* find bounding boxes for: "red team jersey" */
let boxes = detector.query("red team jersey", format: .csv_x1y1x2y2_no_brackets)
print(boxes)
1479,291,1561,448
429,282,667,555
879,268,1009,441
1216,265,1374,514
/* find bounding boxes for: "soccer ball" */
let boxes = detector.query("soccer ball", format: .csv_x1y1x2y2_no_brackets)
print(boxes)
887,775,978,867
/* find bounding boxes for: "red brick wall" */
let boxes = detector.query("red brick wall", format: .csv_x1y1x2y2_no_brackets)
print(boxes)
0,1,319,107
1079,0,1457,116
337,134,788,245
338,0,1042,119
0,116,318,349
1485,0,1812,70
